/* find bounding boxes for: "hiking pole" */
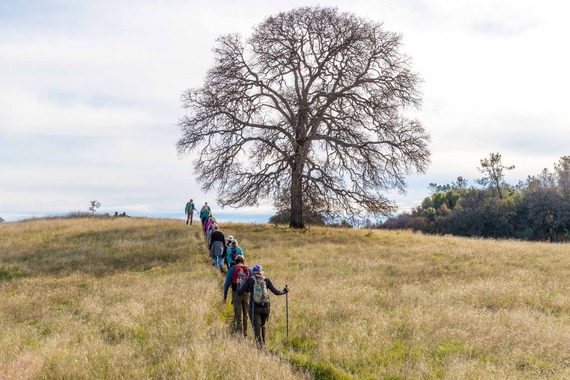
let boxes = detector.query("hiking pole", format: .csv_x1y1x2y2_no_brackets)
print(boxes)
285,284,289,342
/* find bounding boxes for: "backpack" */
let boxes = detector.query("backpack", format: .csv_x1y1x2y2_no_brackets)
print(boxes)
253,277,269,305
200,209,210,219
228,246,243,266
232,265,249,291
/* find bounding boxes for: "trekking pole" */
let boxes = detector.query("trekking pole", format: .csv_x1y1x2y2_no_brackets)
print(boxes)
285,284,289,342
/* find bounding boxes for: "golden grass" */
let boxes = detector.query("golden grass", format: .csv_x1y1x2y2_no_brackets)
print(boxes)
2,218,570,379
0,218,305,380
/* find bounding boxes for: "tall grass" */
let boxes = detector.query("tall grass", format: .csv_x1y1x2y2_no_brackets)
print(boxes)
0,218,305,379
2,218,570,378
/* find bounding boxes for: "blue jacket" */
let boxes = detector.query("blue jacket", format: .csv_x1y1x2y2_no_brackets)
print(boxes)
223,265,253,301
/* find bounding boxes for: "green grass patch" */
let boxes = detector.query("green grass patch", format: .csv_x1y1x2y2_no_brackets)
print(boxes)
287,353,353,380
0,265,27,280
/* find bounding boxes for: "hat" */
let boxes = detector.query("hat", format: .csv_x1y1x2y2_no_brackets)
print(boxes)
227,235,235,243
252,264,262,273
235,255,244,263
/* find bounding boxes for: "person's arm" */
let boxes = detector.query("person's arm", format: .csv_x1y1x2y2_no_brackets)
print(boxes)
265,278,287,295
237,277,253,296
223,267,235,301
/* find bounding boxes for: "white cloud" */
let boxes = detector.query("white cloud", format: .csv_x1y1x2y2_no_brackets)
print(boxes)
1,0,569,221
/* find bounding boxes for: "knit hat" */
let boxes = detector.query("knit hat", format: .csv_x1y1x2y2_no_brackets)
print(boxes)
252,264,262,273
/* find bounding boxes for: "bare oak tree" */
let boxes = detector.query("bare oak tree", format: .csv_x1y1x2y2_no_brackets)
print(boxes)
177,6,430,228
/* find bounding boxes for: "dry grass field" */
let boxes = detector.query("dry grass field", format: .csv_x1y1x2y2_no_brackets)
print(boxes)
1,217,570,379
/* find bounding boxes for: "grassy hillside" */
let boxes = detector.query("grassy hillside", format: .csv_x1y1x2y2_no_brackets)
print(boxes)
1,218,570,379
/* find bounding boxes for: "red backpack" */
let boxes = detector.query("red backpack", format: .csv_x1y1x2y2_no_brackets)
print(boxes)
232,265,250,291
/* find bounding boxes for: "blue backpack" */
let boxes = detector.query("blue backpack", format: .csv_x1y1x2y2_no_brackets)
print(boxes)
227,246,244,266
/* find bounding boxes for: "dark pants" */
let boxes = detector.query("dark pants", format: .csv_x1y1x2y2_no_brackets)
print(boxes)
186,212,193,225
233,291,249,336
252,304,270,349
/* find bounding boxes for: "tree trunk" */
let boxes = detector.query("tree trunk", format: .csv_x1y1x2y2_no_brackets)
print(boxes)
290,159,305,229
290,101,309,229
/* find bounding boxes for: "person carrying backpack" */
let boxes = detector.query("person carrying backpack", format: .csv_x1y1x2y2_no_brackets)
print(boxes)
238,264,288,349
200,203,211,227
206,218,217,245
209,225,225,272
223,255,252,337
225,239,244,270
205,216,215,235
184,198,197,225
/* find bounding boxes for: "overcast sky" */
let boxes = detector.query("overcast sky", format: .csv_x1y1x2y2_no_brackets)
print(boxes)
1,0,569,222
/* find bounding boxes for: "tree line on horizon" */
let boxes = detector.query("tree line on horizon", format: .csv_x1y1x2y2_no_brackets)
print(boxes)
377,154,570,242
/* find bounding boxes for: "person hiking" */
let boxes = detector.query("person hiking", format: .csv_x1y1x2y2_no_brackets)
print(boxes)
209,225,225,272
225,239,244,270
238,264,288,349
205,217,217,246
200,202,211,227
222,235,235,268
205,216,215,235
223,255,253,337
184,198,197,225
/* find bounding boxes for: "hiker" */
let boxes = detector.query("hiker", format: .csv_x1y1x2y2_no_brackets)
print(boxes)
223,255,253,337
209,225,225,271
184,198,197,225
225,239,244,270
200,202,211,227
205,216,215,235
238,264,288,349
205,218,217,245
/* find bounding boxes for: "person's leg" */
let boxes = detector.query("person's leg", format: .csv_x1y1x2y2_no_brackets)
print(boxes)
253,308,263,349
234,291,242,335
190,212,193,225
239,295,249,337
259,306,270,348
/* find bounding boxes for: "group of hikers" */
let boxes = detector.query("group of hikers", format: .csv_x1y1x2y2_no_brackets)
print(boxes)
184,198,289,349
